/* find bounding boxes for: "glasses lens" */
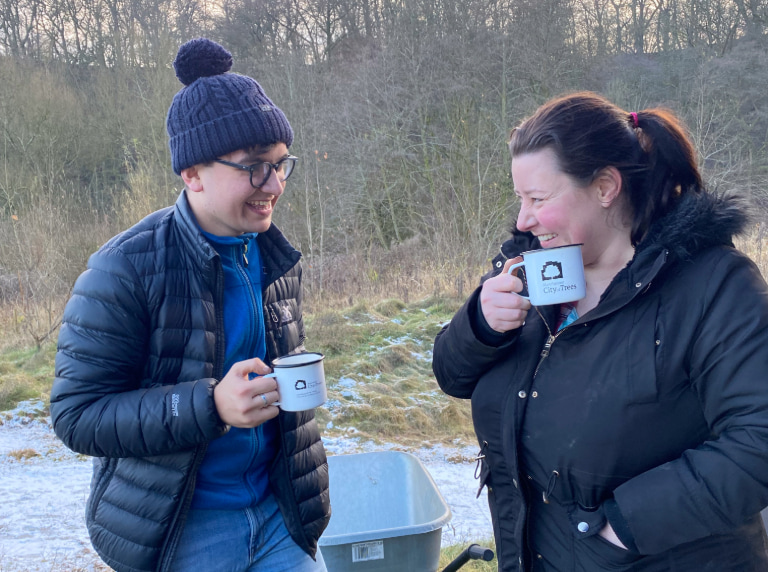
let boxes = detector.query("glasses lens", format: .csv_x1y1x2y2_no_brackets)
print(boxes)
251,163,271,188
279,157,296,182
249,158,297,187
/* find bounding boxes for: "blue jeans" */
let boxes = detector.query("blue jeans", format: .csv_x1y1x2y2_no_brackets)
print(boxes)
169,494,326,572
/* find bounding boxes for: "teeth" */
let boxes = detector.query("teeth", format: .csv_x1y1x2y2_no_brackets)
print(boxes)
248,200,272,207
538,233,557,241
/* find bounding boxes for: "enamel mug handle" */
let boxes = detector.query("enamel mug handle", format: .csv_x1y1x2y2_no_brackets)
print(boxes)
262,372,280,407
506,261,530,300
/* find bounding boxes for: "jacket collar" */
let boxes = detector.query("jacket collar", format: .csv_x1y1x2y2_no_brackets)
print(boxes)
257,225,302,288
592,191,748,319
172,190,301,285
635,191,747,263
173,190,218,270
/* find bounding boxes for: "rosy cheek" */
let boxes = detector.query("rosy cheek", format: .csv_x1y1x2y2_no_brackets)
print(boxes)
533,208,559,229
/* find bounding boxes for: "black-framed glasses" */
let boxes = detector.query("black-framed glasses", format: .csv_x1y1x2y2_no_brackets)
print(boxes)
214,156,298,188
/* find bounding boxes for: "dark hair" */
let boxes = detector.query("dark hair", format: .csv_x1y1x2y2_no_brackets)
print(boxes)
509,92,703,245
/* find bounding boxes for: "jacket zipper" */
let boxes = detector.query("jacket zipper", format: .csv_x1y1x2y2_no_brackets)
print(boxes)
234,243,258,354
158,259,225,571
531,306,569,379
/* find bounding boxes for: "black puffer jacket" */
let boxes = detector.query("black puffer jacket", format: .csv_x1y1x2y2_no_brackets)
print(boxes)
433,192,768,571
50,192,330,572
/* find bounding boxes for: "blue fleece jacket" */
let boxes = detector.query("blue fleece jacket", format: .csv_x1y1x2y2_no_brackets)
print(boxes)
191,231,278,509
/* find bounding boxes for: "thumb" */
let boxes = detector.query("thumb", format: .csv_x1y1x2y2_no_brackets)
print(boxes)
231,357,271,378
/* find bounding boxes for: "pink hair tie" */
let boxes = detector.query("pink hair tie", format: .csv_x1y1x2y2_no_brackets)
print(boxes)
630,112,639,129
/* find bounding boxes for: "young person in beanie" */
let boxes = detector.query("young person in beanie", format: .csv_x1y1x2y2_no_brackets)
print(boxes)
50,38,330,572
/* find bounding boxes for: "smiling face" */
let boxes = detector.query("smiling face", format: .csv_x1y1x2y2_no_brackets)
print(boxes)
181,143,289,236
512,148,630,268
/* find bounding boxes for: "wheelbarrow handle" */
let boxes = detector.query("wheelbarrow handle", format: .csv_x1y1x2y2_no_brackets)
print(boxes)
440,543,495,572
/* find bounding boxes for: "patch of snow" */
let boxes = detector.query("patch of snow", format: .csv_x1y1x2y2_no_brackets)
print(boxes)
336,376,358,388
410,350,433,362
383,335,420,346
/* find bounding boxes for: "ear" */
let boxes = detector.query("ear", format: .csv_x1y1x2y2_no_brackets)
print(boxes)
181,165,204,193
593,166,622,208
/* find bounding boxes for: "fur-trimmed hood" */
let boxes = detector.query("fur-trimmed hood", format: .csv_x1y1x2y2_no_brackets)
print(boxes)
635,191,750,262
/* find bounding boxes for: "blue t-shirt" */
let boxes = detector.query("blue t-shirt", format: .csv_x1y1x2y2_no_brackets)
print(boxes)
191,231,277,509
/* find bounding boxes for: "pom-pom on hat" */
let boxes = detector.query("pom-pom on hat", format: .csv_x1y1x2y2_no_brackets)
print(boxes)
166,38,293,175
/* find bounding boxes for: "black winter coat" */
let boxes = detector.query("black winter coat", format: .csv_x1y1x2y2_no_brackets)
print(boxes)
50,192,330,572
433,192,768,571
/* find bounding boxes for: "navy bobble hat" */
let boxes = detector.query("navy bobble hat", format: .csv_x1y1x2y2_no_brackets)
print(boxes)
166,38,293,175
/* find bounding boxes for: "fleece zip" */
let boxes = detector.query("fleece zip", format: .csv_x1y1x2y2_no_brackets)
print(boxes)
191,231,277,510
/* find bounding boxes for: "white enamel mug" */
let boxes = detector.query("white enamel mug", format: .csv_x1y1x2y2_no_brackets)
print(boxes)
263,352,327,412
506,244,586,306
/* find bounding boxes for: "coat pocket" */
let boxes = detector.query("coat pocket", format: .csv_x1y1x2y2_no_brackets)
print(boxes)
568,502,643,570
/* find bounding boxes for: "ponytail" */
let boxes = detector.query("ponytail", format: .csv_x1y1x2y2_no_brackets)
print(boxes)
629,109,704,243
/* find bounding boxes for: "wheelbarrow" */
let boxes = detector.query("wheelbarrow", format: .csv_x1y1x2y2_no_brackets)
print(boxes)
319,451,494,571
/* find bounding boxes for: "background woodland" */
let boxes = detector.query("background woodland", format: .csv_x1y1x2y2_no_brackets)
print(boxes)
1,0,767,346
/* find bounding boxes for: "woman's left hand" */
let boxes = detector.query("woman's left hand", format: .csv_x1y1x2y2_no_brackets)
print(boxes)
599,523,628,549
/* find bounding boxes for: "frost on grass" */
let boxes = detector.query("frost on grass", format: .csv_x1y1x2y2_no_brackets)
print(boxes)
1,400,101,572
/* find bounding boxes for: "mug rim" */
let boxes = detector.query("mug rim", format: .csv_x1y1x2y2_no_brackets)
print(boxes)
272,352,325,368
521,243,583,256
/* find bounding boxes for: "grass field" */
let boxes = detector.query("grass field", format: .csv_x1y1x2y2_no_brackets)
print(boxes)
0,294,478,446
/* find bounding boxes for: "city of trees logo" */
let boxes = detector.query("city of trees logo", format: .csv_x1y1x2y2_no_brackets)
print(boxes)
541,261,564,281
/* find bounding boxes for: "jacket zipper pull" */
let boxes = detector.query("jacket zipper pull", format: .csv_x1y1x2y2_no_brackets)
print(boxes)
269,306,283,339
474,441,489,498
542,470,559,504
242,242,249,267
540,334,556,359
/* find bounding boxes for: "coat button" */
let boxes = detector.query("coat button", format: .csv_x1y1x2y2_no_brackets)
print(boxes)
577,522,590,533
518,390,527,398
531,390,539,398
635,282,642,288
513,478,518,488
496,261,503,268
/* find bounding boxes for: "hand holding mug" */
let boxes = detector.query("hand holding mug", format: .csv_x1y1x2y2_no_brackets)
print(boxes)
263,353,327,412
480,257,532,333
213,357,280,428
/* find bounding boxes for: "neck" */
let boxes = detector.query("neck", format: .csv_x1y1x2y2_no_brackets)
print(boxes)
577,234,635,316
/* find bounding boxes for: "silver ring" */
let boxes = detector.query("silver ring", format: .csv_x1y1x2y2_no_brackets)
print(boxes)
260,394,268,406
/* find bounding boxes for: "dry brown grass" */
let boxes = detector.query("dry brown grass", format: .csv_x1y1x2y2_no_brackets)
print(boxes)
7,448,39,460
302,235,487,313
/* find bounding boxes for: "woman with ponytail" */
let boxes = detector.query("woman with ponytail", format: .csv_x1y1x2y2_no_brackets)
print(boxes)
433,92,768,571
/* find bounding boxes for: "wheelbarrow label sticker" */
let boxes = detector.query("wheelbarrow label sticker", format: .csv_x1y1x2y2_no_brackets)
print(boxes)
351,540,384,562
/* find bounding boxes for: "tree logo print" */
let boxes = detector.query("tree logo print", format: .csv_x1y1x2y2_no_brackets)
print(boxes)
541,261,563,281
